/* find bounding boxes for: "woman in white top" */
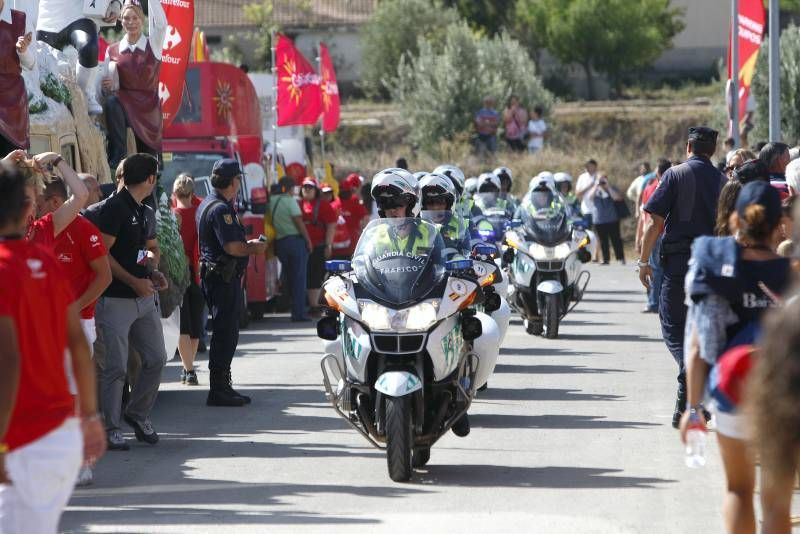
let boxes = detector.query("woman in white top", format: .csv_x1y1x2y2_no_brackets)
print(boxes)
526,105,547,154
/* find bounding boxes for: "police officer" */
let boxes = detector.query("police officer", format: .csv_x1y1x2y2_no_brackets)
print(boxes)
637,126,726,428
197,159,267,407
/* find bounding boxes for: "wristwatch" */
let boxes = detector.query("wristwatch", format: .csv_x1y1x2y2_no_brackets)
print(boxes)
636,259,650,268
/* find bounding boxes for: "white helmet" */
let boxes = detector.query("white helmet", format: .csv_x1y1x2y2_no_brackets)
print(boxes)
432,164,466,198
464,176,479,196
528,172,556,193
418,173,457,210
477,172,501,193
371,168,419,217
553,172,573,185
493,166,512,186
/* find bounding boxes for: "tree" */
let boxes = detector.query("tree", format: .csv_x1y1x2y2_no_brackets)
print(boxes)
750,24,800,143
516,0,685,99
391,22,553,151
242,1,278,68
360,0,460,99
443,0,516,35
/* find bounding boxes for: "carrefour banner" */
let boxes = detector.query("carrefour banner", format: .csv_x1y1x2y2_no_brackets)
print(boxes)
159,0,194,128
728,0,765,118
276,34,322,126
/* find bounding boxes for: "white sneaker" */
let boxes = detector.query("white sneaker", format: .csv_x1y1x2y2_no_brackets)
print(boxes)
76,465,93,487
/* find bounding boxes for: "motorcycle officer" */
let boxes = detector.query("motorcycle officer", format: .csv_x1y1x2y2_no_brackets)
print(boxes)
433,164,482,221
554,172,581,217
418,172,470,255
493,166,519,210
197,159,268,407
475,172,513,216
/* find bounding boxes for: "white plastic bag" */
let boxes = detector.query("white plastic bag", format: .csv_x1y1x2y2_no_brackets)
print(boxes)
161,306,181,363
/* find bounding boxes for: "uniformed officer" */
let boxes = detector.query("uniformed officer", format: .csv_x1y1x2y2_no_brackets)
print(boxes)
418,172,470,255
637,126,726,428
197,159,267,407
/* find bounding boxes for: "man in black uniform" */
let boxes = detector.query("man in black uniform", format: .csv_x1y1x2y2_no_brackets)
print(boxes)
637,127,726,428
197,159,267,407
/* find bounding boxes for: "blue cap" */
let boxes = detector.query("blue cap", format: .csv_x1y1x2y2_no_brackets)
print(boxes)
735,181,782,228
212,159,242,179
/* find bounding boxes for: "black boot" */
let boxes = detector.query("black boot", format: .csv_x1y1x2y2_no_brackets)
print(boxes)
672,377,687,429
451,413,470,437
225,370,251,404
207,370,246,407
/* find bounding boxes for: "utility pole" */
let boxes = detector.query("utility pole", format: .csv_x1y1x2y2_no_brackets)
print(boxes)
769,0,781,141
731,0,740,147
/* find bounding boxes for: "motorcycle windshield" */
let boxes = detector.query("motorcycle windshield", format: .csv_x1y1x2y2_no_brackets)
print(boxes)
352,218,446,306
420,210,469,260
520,195,571,247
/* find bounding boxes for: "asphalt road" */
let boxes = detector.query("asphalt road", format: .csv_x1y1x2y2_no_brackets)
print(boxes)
61,263,757,533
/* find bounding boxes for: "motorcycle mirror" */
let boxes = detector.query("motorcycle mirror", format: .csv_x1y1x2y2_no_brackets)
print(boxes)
316,316,339,340
472,244,497,257
504,220,523,230
461,314,483,341
325,260,352,273
446,259,473,271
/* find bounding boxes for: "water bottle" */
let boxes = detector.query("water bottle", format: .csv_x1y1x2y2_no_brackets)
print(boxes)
685,417,707,468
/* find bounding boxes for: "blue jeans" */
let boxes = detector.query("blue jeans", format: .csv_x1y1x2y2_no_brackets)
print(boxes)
647,235,664,311
276,235,309,320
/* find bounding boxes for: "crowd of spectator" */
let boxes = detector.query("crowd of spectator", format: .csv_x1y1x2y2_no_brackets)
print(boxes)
473,96,548,156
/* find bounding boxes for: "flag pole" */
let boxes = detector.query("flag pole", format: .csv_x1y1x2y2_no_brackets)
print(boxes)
271,31,278,184
731,0,740,148
317,42,326,167
768,0,781,141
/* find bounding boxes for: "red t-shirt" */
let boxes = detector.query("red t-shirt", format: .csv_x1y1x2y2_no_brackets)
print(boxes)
301,198,338,247
331,196,368,253
0,239,74,451
640,179,660,225
173,202,200,284
25,212,55,247
53,215,108,319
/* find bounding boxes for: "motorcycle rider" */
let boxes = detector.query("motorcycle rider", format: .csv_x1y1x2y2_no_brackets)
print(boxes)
418,173,469,255
464,177,479,200
554,172,581,216
474,172,513,216
433,164,482,221
494,166,519,210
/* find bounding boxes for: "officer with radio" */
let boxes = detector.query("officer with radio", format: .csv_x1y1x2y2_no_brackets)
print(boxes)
197,159,267,407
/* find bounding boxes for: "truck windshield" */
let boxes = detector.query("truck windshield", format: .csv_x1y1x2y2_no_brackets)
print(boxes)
161,152,227,196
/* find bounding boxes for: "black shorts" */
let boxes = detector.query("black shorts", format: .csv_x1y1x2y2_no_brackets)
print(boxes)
307,244,327,290
180,282,205,338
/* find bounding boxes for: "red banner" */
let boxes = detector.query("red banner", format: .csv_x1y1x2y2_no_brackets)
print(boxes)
319,43,340,133
276,34,322,126
727,0,765,119
159,0,194,128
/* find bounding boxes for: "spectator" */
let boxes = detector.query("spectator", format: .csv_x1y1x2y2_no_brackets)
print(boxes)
502,95,527,152
0,1,34,156
79,173,102,207
300,177,337,314
638,126,726,428
636,158,670,313
758,142,792,199
331,173,368,259
785,154,800,195
320,183,334,204
776,195,795,256
0,161,106,531
626,161,653,211
575,158,598,225
680,182,791,534
474,96,500,154
271,175,313,322
86,153,168,449
724,148,756,178
714,181,743,237
526,105,547,154
722,136,736,167
101,0,167,168
586,174,625,265
395,157,409,171
172,174,203,386
746,289,800,533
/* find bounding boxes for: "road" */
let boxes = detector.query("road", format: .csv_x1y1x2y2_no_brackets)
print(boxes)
62,263,738,533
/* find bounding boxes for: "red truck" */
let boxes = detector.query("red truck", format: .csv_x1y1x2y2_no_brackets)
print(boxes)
161,61,277,324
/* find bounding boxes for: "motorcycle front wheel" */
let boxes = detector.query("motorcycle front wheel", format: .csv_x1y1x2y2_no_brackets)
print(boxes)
543,293,560,339
385,396,413,482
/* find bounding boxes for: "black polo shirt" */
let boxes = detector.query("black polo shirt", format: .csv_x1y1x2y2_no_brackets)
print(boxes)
86,188,156,298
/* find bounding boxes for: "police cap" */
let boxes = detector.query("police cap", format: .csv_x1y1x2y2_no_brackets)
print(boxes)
212,159,242,179
735,180,782,228
687,126,718,144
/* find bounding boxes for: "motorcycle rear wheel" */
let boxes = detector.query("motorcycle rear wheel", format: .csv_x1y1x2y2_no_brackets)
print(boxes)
543,293,560,339
385,396,413,482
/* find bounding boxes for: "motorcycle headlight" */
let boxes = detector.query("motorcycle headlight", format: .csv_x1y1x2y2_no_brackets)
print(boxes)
358,300,440,332
554,242,573,259
401,301,439,330
359,301,391,330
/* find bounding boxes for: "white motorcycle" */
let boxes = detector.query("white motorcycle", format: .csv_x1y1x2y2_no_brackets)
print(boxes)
503,193,592,339
317,218,500,482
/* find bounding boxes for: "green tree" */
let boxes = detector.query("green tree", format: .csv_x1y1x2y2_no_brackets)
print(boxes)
360,0,460,99
443,0,516,35
516,0,685,99
391,22,553,151
750,24,800,143
242,1,278,68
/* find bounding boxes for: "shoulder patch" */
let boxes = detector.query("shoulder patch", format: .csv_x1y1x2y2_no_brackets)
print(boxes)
223,214,233,225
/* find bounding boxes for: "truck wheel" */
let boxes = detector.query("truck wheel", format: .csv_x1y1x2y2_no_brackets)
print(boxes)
543,293,560,339
385,395,413,482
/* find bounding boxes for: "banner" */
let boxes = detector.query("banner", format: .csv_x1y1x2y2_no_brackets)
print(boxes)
727,0,765,119
319,42,340,133
159,0,194,128
276,34,322,126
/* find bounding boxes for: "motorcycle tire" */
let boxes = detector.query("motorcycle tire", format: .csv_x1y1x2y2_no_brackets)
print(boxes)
385,395,413,482
543,294,560,339
412,447,431,468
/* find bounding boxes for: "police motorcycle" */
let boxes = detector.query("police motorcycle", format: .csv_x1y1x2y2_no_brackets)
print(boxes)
493,166,520,213
504,181,592,339
317,170,500,482
472,172,514,250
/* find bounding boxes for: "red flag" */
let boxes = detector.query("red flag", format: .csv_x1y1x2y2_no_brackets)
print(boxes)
276,34,322,126
727,0,765,119
159,0,195,128
319,43,340,133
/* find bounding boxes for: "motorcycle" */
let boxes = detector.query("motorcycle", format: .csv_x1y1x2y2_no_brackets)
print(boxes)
317,218,500,482
503,195,592,339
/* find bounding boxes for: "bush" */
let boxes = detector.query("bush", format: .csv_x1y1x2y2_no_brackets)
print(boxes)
750,24,800,144
40,73,72,106
360,0,460,99
391,22,553,153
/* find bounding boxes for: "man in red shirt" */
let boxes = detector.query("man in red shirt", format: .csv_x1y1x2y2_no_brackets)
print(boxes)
0,162,106,531
300,177,337,312
331,173,369,258
636,158,671,313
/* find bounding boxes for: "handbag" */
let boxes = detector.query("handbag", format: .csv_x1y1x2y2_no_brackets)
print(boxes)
263,196,284,259
614,199,631,220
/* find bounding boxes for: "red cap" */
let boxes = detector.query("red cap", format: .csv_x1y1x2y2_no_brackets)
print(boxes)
342,173,361,191
302,176,319,188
